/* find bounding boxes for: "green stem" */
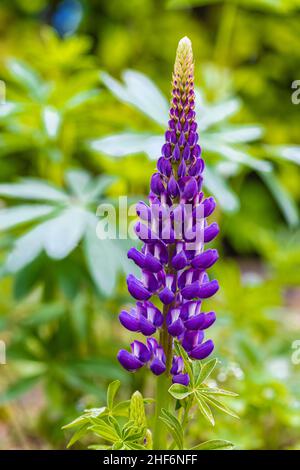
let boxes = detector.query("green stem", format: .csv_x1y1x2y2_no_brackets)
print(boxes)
153,245,175,450
153,369,171,449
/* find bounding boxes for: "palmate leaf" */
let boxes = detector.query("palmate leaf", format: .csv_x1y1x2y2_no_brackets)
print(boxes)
101,70,169,126
42,207,89,259
0,180,68,202
201,394,239,420
90,132,163,160
0,172,129,296
0,204,55,230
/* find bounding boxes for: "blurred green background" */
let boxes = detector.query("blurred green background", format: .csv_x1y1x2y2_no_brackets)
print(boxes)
0,0,300,450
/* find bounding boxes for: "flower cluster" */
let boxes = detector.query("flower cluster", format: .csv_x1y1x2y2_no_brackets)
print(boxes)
117,37,219,386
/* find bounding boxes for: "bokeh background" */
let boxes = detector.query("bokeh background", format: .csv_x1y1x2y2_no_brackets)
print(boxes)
0,0,300,450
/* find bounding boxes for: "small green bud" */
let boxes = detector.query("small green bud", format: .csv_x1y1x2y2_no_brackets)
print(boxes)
130,391,147,428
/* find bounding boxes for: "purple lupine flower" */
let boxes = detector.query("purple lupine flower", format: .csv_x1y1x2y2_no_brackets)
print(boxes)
117,37,220,385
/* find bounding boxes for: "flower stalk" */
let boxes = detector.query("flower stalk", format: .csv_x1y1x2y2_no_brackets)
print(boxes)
117,36,220,448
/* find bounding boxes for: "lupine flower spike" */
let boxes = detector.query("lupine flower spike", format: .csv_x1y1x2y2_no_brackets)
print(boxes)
118,37,219,386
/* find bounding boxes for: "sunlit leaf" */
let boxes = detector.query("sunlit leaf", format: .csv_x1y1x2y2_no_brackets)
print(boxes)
107,380,121,410
101,70,169,126
0,204,55,230
260,171,299,227
191,439,234,450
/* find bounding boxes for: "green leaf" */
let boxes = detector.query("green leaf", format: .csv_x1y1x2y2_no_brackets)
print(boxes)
195,358,218,387
5,221,52,272
195,393,215,426
42,106,61,139
89,421,119,442
124,442,146,450
6,58,44,99
203,395,239,420
203,138,272,173
168,383,193,400
0,180,68,202
0,204,55,231
43,207,88,259
101,70,169,126
160,408,183,450
191,439,235,450
204,165,239,213
260,171,299,227
107,380,121,410
0,375,42,404
209,125,263,144
21,303,65,327
199,387,238,397
62,407,107,430
65,170,92,197
266,145,300,165
66,425,89,448
112,400,131,417
84,217,119,295
197,98,241,130
83,175,117,201
89,132,163,160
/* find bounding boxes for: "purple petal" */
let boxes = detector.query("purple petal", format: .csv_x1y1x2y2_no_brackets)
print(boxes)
162,143,172,158
150,357,166,375
182,144,190,160
139,315,156,336
182,177,197,200
127,275,151,300
172,251,188,270
168,176,179,198
202,197,216,217
151,173,165,195
184,312,206,330
168,318,184,337
182,330,204,352
143,253,162,273
201,311,216,329
181,281,201,300
198,279,219,299
204,222,219,243
127,247,145,269
172,373,190,386
119,309,140,332
191,249,219,269
170,356,184,375
117,350,144,372
131,340,151,363
173,143,181,161
189,339,214,360
147,337,159,353
159,287,175,305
